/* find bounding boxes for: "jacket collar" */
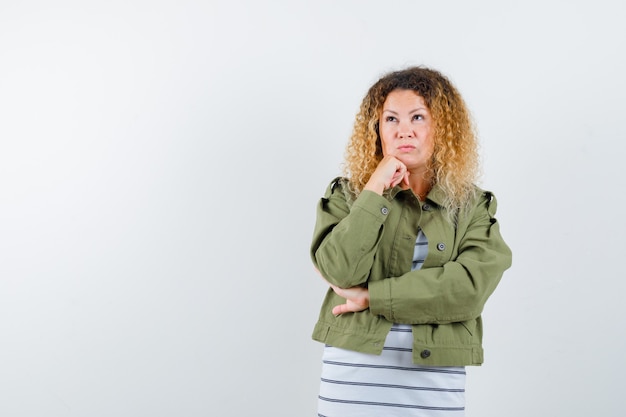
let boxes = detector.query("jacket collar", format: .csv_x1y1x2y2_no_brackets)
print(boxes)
389,183,446,207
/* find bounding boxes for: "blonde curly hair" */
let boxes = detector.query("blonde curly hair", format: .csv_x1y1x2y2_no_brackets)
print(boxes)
343,66,480,217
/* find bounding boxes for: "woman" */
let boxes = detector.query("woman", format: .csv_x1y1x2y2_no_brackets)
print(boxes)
310,66,512,416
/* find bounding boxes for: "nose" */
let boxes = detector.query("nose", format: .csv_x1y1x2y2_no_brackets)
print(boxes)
398,126,414,139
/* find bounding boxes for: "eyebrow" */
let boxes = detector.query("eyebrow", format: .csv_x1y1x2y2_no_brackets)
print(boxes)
382,108,427,114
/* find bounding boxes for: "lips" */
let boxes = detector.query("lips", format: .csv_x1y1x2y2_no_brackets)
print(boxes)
398,145,416,151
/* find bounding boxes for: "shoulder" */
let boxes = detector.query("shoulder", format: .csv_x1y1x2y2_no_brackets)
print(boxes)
322,176,352,200
471,185,500,216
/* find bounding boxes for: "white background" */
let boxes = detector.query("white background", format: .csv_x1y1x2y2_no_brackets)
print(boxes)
1,1,625,416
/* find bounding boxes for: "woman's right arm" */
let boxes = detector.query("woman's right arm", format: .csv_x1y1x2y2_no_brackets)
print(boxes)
310,178,390,289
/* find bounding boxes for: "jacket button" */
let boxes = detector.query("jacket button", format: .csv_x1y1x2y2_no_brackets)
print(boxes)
422,203,431,211
437,243,446,251
420,349,431,358
381,207,389,215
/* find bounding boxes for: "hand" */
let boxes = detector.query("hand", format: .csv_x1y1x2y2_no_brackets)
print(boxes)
327,283,370,315
364,156,410,195
315,268,370,315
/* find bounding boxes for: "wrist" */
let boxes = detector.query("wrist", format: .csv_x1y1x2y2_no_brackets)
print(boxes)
363,180,385,195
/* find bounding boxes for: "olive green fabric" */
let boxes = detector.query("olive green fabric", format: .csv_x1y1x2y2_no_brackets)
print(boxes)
311,177,512,366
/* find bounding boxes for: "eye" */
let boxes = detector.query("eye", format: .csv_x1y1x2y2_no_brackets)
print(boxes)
385,116,397,122
412,114,424,121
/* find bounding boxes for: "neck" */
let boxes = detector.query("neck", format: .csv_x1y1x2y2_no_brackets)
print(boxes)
404,171,432,200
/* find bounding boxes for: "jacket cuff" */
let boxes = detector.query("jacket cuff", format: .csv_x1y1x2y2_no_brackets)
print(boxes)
368,278,392,320
352,190,392,222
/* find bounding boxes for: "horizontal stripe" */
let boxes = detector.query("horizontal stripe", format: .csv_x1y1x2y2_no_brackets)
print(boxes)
389,326,412,332
323,360,466,375
382,346,412,352
319,395,465,411
320,378,465,393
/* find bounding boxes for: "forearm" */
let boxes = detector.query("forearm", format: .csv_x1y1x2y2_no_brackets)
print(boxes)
369,192,512,324
369,259,506,324
311,190,390,288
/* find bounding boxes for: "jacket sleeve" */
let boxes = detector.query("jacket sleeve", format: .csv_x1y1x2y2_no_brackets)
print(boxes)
368,191,512,324
310,178,391,288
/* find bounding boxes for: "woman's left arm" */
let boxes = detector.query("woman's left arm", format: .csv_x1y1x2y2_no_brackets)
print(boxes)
367,192,513,324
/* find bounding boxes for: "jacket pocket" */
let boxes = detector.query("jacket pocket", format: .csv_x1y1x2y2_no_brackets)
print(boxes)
459,319,476,336
414,319,476,346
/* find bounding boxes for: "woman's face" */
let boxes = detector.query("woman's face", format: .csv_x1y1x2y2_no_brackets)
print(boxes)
379,89,435,173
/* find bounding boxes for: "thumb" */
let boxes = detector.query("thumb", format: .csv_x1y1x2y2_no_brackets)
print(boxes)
332,303,349,316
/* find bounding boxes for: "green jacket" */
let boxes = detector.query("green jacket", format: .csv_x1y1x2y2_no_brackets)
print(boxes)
310,177,512,366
